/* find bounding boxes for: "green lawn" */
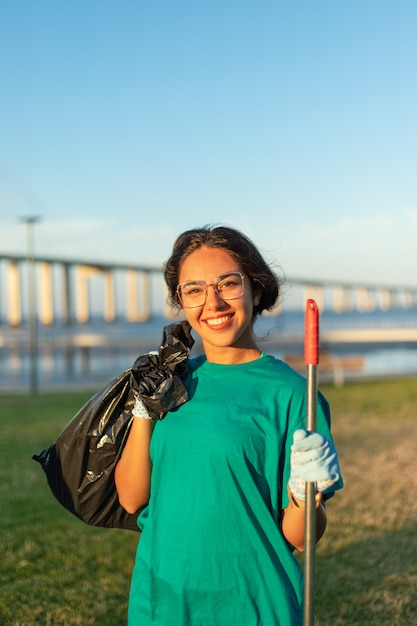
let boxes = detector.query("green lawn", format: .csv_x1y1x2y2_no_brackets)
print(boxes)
1,378,417,625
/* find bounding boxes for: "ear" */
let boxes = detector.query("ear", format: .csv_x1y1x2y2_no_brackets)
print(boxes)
253,290,261,307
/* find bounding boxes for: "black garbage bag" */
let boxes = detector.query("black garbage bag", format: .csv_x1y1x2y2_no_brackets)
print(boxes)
33,321,194,532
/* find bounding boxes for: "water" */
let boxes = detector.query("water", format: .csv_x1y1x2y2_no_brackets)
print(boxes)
1,308,416,391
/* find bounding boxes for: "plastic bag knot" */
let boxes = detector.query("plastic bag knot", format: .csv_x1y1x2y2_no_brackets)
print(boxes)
130,320,194,419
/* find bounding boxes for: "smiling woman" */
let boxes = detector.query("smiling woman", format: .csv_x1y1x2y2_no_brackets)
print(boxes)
114,224,343,626
164,226,282,364
174,246,259,363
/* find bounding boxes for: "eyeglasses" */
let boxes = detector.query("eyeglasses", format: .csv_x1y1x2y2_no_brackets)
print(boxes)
176,272,246,308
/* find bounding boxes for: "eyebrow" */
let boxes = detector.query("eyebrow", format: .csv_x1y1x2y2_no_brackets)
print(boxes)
179,271,241,284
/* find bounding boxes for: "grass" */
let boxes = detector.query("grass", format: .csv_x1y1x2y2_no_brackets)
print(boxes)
1,377,417,625
314,377,417,625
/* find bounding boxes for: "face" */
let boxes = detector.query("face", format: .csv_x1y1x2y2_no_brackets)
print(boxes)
177,246,260,363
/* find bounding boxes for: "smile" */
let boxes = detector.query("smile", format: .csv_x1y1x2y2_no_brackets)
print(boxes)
205,314,233,327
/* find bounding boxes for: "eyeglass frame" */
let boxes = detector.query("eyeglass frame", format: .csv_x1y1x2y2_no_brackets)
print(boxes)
176,272,247,308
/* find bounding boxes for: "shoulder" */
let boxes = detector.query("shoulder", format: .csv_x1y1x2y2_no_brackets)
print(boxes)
257,354,306,388
259,355,330,414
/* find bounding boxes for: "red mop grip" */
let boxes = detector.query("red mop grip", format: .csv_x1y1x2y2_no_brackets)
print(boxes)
304,299,319,365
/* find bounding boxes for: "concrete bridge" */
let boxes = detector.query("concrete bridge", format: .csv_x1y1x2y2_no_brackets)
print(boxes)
1,253,163,325
1,253,417,326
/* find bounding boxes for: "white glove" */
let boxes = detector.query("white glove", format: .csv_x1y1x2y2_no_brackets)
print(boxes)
132,395,152,420
288,429,340,500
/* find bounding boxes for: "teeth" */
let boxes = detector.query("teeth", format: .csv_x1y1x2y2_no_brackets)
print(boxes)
206,315,231,327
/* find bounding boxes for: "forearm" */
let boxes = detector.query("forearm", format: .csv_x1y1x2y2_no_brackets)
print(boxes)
281,493,327,552
114,417,155,514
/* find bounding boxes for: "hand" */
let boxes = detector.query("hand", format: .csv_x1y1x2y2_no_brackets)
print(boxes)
288,429,340,501
132,394,153,420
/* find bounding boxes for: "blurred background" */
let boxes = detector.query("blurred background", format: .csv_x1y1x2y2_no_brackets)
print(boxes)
1,0,416,391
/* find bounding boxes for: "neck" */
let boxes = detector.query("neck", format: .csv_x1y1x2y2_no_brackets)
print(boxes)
204,345,262,365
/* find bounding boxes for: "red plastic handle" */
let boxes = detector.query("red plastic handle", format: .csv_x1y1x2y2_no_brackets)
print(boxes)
304,299,319,365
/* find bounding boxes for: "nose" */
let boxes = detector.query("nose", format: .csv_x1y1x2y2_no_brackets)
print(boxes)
205,284,227,308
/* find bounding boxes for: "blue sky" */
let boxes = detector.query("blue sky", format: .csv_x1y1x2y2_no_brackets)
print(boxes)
1,0,416,289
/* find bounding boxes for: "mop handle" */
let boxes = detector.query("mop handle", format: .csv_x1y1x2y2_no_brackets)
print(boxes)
304,299,319,626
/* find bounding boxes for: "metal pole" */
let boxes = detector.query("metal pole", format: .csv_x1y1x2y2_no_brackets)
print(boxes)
304,299,319,626
21,216,41,394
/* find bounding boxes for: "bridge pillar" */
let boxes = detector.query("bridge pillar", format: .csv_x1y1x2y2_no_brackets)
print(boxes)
76,265,100,323
7,260,22,326
39,262,54,325
356,287,376,312
62,263,72,324
379,289,398,310
103,269,116,322
126,269,151,322
333,285,354,313
403,290,417,309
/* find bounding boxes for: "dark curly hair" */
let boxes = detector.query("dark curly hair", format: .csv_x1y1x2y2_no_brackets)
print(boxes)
163,225,281,319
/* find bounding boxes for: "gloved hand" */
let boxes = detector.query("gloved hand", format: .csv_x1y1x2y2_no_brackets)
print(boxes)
131,394,153,420
288,429,340,501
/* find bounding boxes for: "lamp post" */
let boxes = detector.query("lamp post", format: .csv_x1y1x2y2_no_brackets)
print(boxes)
21,216,41,394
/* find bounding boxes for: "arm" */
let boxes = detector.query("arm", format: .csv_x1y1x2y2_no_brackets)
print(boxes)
281,492,327,552
114,413,155,514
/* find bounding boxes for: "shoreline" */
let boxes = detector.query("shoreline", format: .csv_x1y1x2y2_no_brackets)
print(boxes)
1,311,417,390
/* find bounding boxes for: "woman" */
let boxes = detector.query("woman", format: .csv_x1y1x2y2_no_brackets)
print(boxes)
115,225,343,625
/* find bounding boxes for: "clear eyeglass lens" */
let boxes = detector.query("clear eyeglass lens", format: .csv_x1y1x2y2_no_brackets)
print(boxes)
178,272,244,308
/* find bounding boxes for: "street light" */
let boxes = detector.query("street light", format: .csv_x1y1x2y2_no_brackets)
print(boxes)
20,216,41,394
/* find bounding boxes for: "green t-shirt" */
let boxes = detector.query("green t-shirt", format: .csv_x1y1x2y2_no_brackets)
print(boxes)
128,354,342,625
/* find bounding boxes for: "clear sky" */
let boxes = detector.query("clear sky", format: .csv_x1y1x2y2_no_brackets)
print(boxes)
1,0,416,289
